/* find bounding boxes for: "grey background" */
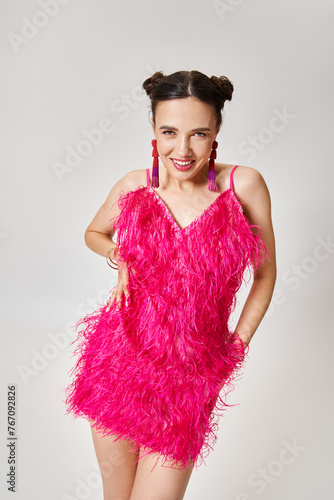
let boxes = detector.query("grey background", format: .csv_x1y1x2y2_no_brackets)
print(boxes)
1,0,333,498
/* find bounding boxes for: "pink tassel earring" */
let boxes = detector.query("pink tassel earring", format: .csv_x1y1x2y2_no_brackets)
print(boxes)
151,139,159,188
208,140,218,191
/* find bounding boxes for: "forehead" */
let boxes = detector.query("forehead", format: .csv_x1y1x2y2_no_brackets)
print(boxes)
155,97,216,127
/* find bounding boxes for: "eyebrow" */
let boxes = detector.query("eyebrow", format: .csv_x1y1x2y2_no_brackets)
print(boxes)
159,125,212,132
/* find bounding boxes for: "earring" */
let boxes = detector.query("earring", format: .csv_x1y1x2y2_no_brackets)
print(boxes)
151,139,159,188
208,140,218,191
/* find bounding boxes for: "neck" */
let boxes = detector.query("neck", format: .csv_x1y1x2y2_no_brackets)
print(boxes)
158,162,209,193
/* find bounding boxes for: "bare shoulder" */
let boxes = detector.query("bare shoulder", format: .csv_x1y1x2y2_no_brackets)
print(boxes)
216,163,266,194
231,164,272,222
116,168,147,192
85,169,147,236
232,165,268,196
102,168,147,215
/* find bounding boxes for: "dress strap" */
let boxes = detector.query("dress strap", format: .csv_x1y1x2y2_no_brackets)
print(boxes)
230,165,239,191
146,168,151,187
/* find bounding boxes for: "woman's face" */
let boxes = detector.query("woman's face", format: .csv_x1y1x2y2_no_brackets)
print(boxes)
152,97,219,183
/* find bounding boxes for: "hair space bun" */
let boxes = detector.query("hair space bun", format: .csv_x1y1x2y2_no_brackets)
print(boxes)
210,75,234,102
142,71,165,97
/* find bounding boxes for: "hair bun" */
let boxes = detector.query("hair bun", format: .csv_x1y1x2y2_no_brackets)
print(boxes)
142,71,165,97
210,75,234,102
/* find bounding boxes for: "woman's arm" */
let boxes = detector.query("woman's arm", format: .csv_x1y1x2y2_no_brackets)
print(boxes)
233,166,277,347
83,170,141,311
84,171,139,260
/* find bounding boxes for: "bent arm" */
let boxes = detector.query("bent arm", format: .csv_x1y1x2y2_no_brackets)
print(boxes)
233,166,277,346
83,171,138,261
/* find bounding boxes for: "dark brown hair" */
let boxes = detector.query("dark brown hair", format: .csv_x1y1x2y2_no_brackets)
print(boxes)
142,70,234,129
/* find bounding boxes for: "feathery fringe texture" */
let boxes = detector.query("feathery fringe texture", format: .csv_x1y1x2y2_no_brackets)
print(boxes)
64,185,268,470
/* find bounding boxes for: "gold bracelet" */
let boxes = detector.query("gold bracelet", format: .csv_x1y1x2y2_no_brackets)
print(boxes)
106,246,119,270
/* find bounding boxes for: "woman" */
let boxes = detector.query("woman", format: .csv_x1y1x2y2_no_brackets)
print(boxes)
65,70,276,500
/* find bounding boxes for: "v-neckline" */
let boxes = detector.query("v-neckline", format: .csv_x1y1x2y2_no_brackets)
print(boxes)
146,185,234,232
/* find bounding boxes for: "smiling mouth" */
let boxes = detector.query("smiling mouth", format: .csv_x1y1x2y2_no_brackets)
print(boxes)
171,159,195,167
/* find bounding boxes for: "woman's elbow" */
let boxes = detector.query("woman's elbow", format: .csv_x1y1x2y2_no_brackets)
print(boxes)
254,260,277,287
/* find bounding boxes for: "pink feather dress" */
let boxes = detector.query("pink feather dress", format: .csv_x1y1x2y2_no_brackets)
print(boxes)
64,165,268,469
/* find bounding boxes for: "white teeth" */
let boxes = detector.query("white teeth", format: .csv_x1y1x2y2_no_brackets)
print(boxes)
174,160,193,166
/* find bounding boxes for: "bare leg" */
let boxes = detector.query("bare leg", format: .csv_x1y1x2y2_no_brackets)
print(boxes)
89,420,139,500
129,446,194,500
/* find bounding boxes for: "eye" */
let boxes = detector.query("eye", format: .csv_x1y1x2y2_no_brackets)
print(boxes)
194,132,207,137
162,130,175,136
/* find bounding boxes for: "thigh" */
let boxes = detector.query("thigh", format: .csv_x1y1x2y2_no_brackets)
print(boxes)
129,446,194,500
89,419,139,500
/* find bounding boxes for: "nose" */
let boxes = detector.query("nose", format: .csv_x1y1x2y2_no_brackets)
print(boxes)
175,136,191,158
